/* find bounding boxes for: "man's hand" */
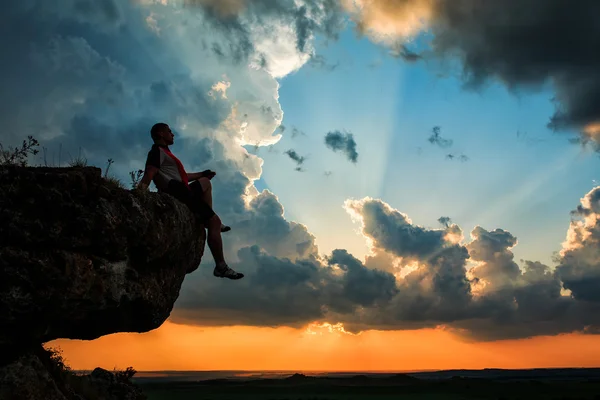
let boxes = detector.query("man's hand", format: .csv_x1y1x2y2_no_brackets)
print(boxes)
188,170,216,181
202,169,216,180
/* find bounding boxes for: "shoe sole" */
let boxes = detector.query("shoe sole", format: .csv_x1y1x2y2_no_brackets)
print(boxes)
214,274,244,280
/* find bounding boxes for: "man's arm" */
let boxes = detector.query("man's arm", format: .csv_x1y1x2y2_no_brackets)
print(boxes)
137,165,159,191
138,146,161,191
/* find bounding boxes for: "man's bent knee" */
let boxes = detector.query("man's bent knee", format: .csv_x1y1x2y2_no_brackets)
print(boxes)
198,177,212,192
207,214,221,229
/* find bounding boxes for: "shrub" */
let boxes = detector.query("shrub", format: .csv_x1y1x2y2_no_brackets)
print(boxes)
0,136,39,166
102,158,125,189
129,169,144,189
67,147,88,167
42,346,72,376
114,366,137,383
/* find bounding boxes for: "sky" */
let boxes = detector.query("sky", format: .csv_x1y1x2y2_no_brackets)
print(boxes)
6,0,600,370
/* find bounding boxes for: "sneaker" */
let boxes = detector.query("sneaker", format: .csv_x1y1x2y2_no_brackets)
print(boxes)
213,264,244,280
220,224,231,233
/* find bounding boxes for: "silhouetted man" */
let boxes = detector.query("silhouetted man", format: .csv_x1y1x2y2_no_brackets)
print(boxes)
137,122,244,280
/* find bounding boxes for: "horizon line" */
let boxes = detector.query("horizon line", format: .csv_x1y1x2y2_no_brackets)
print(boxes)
72,366,600,373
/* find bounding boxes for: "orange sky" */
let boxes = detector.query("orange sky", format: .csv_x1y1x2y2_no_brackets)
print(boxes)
48,320,600,371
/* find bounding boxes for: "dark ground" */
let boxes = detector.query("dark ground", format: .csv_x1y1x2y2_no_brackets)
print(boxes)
136,369,600,400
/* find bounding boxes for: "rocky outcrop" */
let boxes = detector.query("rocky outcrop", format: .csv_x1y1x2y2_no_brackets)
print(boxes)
0,166,206,398
0,346,145,400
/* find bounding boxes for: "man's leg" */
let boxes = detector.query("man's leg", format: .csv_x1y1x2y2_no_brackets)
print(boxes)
197,177,213,208
195,178,231,232
205,214,225,264
165,180,240,279
206,214,244,280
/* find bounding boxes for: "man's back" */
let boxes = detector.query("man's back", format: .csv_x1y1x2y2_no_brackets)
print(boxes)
145,144,185,191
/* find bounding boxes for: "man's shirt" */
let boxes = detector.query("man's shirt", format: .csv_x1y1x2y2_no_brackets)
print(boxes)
145,144,187,191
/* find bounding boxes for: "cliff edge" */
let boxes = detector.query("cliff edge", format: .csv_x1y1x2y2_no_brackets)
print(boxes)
0,166,206,399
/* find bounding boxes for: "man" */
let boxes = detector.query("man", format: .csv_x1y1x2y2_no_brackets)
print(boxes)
136,122,244,280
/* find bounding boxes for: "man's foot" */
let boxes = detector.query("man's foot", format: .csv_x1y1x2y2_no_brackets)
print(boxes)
221,224,231,233
213,264,244,280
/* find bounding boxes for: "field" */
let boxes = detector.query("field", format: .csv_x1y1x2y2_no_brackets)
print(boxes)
137,371,600,400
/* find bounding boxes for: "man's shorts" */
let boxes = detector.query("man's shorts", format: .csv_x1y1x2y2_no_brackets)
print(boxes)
165,179,216,223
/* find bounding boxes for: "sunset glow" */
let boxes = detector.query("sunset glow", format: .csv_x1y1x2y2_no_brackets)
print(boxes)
50,321,600,372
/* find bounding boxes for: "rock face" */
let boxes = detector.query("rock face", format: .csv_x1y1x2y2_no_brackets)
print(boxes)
0,166,206,398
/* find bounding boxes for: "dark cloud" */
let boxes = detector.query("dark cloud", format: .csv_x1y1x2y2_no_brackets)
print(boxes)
342,197,600,340
0,0,233,169
349,1,600,141
389,43,422,62
233,190,319,260
173,245,397,327
438,216,452,227
428,126,453,148
446,153,469,162
327,249,398,309
307,54,340,71
291,127,306,138
184,0,345,61
347,199,454,261
73,0,121,23
284,149,306,166
324,130,358,163
427,0,600,133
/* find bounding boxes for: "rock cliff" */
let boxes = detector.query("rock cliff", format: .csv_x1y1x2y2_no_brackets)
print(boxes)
0,166,206,399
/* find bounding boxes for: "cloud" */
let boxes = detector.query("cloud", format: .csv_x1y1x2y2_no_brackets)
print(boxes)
428,126,453,148
324,130,359,163
233,190,319,260
341,0,433,44
173,245,397,327
284,149,307,166
389,44,422,62
291,127,306,138
6,0,600,343
183,0,346,76
446,153,469,162
346,0,600,142
184,0,247,18
345,198,459,261
340,197,600,340
557,187,600,302
307,54,340,71
0,0,348,324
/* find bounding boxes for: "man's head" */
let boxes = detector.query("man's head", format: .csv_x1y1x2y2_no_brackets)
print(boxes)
151,122,174,146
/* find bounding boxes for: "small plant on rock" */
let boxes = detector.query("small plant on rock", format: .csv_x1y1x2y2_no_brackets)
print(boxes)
68,147,88,167
104,158,114,178
0,136,39,166
129,169,144,189
103,158,124,189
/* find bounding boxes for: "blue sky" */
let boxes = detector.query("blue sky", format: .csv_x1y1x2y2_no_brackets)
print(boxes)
7,0,600,341
255,26,600,268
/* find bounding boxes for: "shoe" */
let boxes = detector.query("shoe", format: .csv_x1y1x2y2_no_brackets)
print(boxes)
213,264,244,280
221,224,231,233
